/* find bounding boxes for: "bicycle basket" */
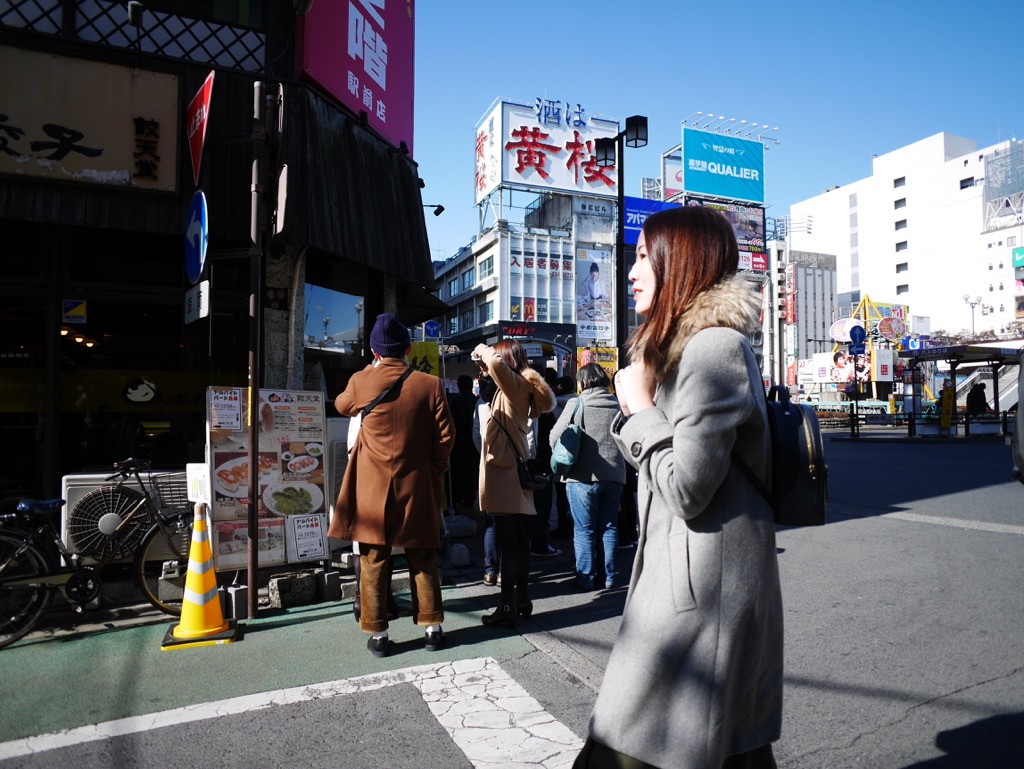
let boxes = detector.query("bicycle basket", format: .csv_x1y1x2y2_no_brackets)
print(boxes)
152,472,190,515
67,486,149,560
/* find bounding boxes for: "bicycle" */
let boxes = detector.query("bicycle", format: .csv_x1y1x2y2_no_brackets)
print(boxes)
0,457,194,650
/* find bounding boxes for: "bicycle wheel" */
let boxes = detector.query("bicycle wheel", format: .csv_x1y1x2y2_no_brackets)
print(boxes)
133,512,193,616
67,486,149,560
0,531,53,650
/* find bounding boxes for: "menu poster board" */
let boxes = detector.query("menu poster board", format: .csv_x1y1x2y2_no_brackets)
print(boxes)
285,514,329,562
207,387,327,570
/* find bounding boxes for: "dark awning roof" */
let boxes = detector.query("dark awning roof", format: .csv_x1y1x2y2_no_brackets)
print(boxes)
277,85,437,289
398,282,451,326
898,344,1023,366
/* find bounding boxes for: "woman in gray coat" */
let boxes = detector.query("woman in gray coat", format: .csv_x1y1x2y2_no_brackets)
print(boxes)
574,207,783,769
549,363,625,590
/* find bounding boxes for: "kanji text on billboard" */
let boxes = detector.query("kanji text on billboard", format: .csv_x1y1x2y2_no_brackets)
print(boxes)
475,98,620,204
300,0,415,155
682,127,765,204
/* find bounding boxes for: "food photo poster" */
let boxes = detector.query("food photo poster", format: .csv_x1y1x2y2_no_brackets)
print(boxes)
206,387,327,570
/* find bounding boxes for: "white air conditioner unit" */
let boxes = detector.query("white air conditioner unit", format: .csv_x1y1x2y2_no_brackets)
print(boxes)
61,473,114,554
60,470,190,559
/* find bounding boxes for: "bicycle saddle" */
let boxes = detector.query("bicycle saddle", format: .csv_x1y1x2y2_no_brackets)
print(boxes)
15,499,66,516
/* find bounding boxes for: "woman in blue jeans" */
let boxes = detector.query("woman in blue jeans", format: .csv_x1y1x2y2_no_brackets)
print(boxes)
549,363,625,590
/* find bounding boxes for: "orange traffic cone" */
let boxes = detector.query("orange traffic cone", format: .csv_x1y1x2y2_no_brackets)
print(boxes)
161,502,238,650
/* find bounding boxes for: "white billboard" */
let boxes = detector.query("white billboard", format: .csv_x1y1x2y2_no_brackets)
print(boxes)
474,97,620,204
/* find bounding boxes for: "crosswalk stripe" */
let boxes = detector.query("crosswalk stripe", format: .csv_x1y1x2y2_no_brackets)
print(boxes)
0,657,584,767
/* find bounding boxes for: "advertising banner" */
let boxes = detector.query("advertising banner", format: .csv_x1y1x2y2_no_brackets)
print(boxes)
684,197,767,271
682,127,765,203
663,152,683,201
815,349,879,384
812,351,838,384
577,346,619,380
1013,246,1024,269
0,47,178,191
300,0,416,155
784,263,797,325
475,98,620,204
624,196,681,245
575,247,613,343
207,388,327,571
872,348,895,381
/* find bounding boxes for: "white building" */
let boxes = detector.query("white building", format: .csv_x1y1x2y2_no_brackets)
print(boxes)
787,133,1024,339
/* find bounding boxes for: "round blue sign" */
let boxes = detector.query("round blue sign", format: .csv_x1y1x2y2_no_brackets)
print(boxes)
423,320,440,338
184,190,208,285
848,323,867,344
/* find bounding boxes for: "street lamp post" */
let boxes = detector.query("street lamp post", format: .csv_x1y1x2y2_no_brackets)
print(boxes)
595,115,648,367
963,294,982,336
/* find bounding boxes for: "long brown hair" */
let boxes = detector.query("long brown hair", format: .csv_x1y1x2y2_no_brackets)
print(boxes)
494,338,528,373
629,206,738,380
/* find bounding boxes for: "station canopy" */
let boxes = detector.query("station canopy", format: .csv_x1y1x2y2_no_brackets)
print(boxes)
898,344,1023,368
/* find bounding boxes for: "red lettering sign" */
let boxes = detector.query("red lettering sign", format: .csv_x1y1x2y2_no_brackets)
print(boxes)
186,71,215,186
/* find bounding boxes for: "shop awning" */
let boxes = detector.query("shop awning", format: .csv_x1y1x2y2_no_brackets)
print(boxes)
398,282,451,326
277,85,436,289
898,344,1023,367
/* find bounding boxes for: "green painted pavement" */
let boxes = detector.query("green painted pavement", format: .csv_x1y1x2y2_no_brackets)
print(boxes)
0,587,532,743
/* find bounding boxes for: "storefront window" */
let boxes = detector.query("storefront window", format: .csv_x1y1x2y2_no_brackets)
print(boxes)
304,284,365,356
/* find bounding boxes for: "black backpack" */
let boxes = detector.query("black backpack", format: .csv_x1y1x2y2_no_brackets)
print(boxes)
733,385,828,527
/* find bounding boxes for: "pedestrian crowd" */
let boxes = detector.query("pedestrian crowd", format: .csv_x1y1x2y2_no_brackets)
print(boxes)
331,204,783,767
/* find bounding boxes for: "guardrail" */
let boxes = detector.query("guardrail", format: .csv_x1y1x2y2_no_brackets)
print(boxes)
817,408,1014,438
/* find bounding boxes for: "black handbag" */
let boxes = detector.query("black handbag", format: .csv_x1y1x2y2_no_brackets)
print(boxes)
492,410,551,492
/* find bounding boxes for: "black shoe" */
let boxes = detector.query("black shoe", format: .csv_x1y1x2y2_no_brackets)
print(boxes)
516,601,533,620
366,636,389,658
424,628,445,651
481,604,517,628
353,596,361,622
530,545,561,558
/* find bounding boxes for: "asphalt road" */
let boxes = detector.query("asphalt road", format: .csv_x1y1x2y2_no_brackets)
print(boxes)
2,433,1023,768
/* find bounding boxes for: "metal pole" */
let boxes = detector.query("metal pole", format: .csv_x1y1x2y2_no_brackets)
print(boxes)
615,133,628,368
246,81,274,619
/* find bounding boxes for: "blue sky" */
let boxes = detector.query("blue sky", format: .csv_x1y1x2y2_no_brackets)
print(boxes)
413,0,1024,263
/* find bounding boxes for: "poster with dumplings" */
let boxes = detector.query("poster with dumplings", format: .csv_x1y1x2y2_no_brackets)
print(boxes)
207,387,327,570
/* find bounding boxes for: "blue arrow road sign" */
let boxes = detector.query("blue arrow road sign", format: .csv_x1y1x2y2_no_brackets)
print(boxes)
185,190,208,285
423,320,440,338
848,343,866,356
849,324,866,345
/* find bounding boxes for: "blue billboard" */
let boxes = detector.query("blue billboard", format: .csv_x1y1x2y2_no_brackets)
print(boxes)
681,127,765,204
623,197,681,245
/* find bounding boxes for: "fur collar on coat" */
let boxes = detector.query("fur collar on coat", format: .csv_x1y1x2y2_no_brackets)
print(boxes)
521,367,557,416
663,273,761,372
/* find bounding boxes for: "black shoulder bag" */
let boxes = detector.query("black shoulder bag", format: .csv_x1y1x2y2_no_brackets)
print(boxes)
362,367,413,418
491,407,550,492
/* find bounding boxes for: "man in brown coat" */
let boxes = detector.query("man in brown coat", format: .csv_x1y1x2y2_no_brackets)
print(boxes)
327,313,455,658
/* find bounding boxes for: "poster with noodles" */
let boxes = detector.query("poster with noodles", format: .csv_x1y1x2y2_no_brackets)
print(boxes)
206,387,327,570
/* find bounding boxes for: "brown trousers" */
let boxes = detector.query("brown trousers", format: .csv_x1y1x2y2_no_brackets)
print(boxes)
359,545,443,633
